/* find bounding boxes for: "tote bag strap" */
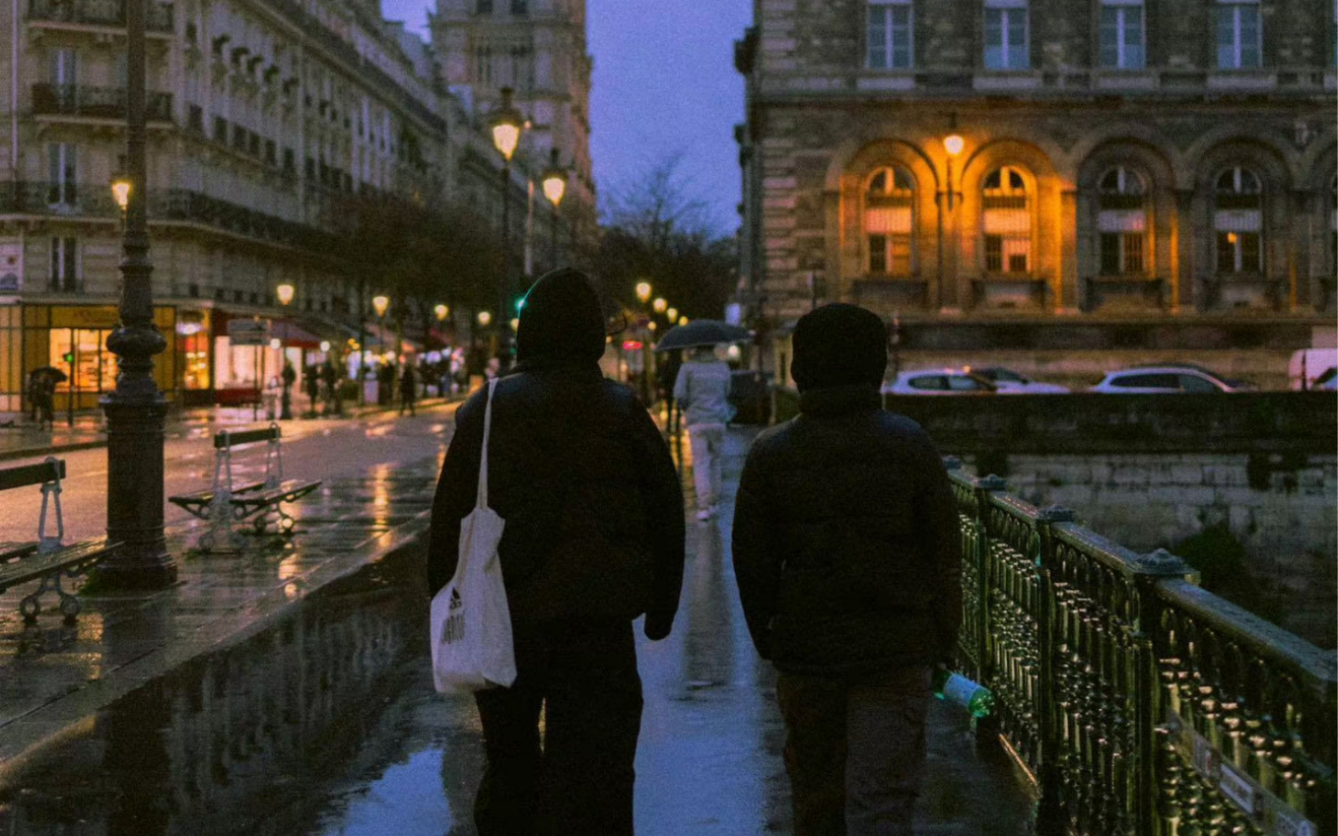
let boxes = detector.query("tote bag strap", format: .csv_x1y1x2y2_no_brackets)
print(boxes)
476,378,500,510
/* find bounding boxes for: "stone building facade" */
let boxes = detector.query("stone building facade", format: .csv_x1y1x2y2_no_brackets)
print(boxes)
0,0,594,413
736,0,1337,386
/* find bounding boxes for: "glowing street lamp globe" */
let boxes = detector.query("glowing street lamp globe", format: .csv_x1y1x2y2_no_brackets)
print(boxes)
477,310,493,327
372,295,390,317
635,282,652,304
943,134,965,158
434,303,450,321
275,282,295,306
652,297,668,314
666,307,678,322
679,316,689,326
110,176,132,210
490,87,524,162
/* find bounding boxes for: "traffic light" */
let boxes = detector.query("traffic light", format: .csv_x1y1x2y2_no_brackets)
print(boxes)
62,353,74,364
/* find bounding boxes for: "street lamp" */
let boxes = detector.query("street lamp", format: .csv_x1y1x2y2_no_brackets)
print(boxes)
99,0,175,588
679,316,689,326
110,175,131,212
435,303,450,322
275,282,295,419
490,87,524,367
635,282,652,305
652,297,667,315
541,149,567,272
477,310,493,327
666,307,678,322
371,294,390,403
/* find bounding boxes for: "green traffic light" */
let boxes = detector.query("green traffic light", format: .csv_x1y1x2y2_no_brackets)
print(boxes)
63,353,74,363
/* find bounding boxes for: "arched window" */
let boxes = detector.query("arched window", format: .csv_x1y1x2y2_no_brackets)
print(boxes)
864,166,914,275
983,165,1030,274
1214,166,1262,274
1098,166,1147,275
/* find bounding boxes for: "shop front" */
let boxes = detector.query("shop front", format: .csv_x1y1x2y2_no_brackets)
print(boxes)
18,303,179,415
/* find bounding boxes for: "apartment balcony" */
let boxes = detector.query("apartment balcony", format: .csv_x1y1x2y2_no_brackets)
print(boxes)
27,0,174,35
0,180,334,253
31,84,173,124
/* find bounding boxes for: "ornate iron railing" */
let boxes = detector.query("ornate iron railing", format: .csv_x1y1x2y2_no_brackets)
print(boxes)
948,463,1336,836
27,0,173,32
31,84,173,121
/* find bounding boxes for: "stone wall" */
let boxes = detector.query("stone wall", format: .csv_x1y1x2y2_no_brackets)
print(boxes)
960,451,1337,648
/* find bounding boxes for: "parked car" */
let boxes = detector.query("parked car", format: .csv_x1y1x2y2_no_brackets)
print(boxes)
966,366,1070,394
1091,367,1241,394
1128,362,1256,391
883,369,997,395
1288,349,1338,391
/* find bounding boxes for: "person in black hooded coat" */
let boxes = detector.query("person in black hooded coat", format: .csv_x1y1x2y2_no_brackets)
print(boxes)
427,268,685,836
732,303,961,836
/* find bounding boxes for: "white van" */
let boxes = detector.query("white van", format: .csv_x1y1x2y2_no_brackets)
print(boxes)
1288,348,1338,390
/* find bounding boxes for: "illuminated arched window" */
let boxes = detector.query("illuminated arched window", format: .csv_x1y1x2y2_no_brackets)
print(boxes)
864,166,914,275
1214,166,1262,274
983,165,1031,274
1098,166,1147,275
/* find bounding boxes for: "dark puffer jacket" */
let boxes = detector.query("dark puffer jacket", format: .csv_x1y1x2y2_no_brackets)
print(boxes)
427,270,685,638
732,385,962,675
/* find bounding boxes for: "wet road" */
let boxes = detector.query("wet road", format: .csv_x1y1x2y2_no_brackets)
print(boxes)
0,427,1034,835
0,406,458,545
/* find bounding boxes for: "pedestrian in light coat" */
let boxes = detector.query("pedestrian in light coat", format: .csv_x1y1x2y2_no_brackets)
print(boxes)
427,267,685,836
673,345,732,521
732,303,962,836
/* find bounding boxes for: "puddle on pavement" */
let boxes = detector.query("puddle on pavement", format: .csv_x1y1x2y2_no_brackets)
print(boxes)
0,543,473,836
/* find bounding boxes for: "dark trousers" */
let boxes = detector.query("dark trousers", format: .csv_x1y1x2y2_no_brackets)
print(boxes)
776,665,932,836
473,622,643,836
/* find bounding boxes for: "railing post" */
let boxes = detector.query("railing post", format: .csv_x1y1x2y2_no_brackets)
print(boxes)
972,474,1007,704
1034,504,1076,835
1131,548,1195,836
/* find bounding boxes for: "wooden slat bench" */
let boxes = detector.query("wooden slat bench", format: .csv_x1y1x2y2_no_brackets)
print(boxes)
0,458,120,623
169,424,321,553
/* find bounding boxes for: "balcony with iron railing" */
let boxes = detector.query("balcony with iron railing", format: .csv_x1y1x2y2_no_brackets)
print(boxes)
0,181,334,254
31,84,173,123
27,0,174,34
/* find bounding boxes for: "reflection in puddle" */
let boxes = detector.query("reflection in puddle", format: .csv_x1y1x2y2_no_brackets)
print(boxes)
0,547,444,836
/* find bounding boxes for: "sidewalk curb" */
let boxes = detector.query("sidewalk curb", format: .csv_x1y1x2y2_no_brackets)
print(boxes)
0,509,433,772
0,398,463,463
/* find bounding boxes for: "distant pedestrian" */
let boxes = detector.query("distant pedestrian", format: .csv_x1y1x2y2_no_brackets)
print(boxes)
732,304,962,836
428,268,685,836
304,364,320,414
322,361,341,416
35,375,55,431
400,362,417,416
673,345,732,521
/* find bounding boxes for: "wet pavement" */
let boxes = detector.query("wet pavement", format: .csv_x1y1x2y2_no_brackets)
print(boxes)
0,420,1035,835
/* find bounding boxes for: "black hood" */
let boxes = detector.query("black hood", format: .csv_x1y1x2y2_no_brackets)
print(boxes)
790,304,887,393
515,268,607,366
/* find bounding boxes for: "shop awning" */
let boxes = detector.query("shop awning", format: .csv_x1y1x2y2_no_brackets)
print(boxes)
269,319,324,349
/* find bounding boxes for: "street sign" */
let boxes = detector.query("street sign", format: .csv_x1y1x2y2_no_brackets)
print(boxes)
227,318,270,346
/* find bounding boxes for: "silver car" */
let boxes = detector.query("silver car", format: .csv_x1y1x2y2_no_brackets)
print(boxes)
1091,367,1238,394
883,369,997,395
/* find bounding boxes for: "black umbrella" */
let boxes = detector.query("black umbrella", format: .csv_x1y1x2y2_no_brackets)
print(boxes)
653,320,752,352
28,366,68,383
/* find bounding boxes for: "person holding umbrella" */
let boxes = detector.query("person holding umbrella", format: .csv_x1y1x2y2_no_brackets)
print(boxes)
673,343,732,522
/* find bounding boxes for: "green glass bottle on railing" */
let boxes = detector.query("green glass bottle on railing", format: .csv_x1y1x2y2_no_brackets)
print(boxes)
932,667,994,718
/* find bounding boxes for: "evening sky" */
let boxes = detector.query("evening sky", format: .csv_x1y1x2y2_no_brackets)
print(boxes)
380,0,751,235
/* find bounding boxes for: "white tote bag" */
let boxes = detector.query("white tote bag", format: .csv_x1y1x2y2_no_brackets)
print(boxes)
431,379,517,694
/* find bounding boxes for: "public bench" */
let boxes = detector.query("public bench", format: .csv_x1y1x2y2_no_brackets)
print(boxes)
0,457,120,623
169,424,322,553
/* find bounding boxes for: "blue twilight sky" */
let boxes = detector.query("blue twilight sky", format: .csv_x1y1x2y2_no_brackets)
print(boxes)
380,0,752,235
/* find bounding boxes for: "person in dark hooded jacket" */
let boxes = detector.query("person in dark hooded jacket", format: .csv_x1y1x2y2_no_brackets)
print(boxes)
732,303,962,836
427,267,685,836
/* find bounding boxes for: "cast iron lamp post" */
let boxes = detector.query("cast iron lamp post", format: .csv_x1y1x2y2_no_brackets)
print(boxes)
99,0,175,588
276,282,295,419
490,87,524,366
372,294,389,403
541,149,566,272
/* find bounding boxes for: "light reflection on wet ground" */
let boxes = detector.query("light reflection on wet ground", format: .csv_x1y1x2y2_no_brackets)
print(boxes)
0,427,1034,836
